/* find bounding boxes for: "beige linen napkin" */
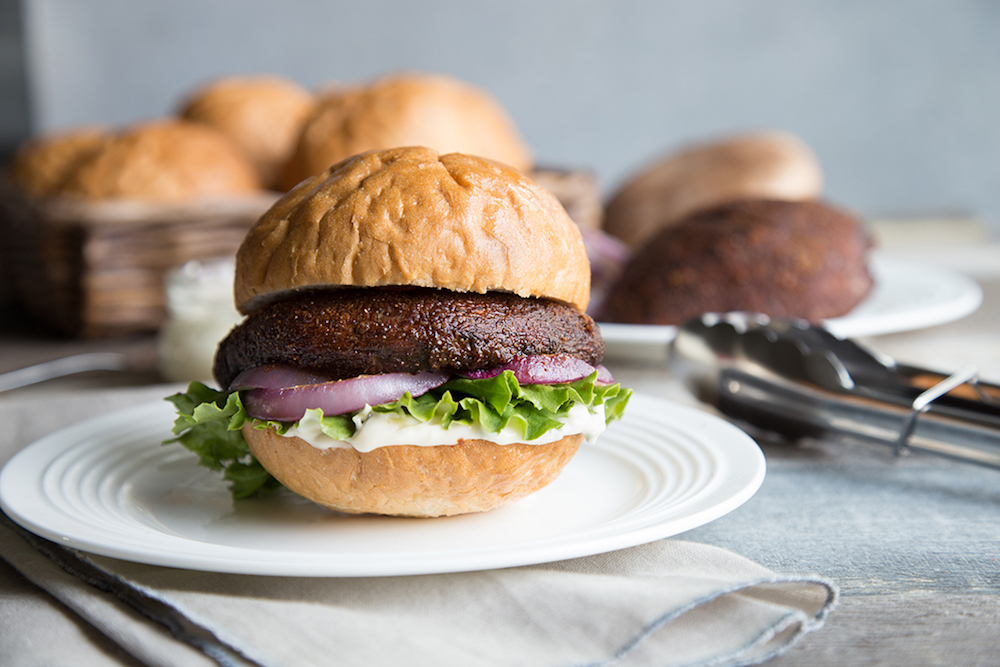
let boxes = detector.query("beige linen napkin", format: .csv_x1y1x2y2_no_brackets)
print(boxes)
1,512,835,667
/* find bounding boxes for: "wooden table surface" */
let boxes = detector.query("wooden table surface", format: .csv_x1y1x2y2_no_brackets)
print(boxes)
1,244,998,665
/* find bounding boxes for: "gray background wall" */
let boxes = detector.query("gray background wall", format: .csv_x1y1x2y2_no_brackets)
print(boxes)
6,0,1000,233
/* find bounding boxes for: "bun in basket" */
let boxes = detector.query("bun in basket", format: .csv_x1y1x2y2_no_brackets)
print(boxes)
6,127,109,198
180,76,315,189
237,145,589,314
280,73,532,190
60,120,261,201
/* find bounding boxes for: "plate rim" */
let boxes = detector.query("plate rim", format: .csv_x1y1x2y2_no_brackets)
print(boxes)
1,394,765,577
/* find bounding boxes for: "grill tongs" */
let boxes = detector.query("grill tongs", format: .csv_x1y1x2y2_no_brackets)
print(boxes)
669,313,1000,469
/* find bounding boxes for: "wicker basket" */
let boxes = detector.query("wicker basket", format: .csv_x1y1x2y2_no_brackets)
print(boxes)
0,167,601,338
0,180,277,337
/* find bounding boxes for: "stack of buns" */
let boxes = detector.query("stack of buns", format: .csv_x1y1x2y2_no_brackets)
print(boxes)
7,75,315,202
7,72,538,202
2,71,564,337
4,70,875,335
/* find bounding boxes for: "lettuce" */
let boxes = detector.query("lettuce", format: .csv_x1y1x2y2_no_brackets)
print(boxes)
165,383,281,499
165,371,631,499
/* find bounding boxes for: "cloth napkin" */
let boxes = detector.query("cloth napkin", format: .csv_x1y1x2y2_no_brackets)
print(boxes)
0,387,836,667
1,513,835,667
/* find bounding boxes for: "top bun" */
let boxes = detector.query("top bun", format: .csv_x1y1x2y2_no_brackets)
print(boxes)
604,131,823,248
279,73,533,190
60,120,262,201
6,126,109,198
236,146,589,314
180,76,315,190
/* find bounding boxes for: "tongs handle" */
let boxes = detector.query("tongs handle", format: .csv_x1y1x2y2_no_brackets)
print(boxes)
716,367,1000,469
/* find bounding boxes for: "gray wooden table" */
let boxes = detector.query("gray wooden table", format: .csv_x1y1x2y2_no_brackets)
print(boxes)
611,276,1000,666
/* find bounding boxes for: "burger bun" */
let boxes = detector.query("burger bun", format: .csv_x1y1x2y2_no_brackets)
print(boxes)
243,425,582,517
236,146,590,314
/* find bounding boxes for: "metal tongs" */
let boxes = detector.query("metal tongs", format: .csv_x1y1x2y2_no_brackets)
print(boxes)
669,313,1000,468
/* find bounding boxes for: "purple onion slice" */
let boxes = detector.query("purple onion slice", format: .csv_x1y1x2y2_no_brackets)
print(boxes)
238,369,448,422
229,364,335,391
461,354,614,385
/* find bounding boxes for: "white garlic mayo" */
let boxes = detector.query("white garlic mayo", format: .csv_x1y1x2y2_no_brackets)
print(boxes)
281,402,608,452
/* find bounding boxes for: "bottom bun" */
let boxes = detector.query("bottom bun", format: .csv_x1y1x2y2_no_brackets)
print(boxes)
242,424,582,517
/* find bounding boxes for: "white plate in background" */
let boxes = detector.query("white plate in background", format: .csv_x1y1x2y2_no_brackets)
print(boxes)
599,254,983,361
0,394,764,577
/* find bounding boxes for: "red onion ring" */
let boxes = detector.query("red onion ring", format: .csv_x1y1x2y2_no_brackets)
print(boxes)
594,365,615,385
229,364,335,391
238,368,448,422
461,354,615,385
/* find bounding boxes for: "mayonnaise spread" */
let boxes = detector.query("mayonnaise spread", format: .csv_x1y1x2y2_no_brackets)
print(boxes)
281,402,608,452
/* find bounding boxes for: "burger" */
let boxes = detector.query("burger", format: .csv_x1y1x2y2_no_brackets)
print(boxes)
167,146,630,517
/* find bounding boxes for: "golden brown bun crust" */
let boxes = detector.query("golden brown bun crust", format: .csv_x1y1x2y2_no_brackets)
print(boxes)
180,76,315,190
6,127,109,198
243,424,582,517
280,73,532,190
604,131,823,248
235,146,590,313
60,120,261,201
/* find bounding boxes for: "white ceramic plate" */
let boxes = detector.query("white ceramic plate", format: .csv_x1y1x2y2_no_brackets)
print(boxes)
599,254,984,361
0,394,764,577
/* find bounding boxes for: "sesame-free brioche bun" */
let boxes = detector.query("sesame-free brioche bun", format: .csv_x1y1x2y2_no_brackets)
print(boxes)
235,146,590,314
180,76,315,189
6,126,109,198
243,425,582,517
60,120,261,201
280,73,533,190
604,131,823,248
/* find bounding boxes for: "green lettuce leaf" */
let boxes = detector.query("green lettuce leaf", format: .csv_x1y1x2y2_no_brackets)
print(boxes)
165,383,281,499
165,372,632,499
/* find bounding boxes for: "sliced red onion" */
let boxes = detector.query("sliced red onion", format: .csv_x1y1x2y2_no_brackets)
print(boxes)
461,354,614,385
240,370,448,422
229,364,335,391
